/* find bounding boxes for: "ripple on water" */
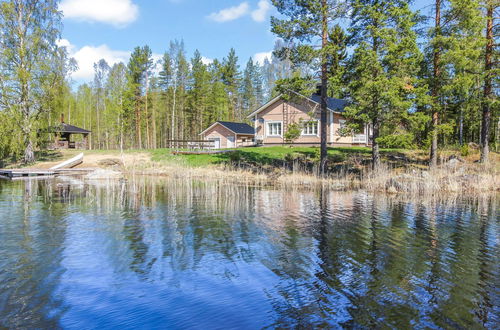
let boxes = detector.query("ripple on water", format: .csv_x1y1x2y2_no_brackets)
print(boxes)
0,178,498,329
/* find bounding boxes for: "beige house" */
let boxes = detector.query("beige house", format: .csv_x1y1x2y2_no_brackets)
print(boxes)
247,92,371,146
199,121,255,148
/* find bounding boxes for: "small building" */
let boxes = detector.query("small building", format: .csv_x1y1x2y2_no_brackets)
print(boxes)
47,115,91,150
199,121,255,148
247,88,371,146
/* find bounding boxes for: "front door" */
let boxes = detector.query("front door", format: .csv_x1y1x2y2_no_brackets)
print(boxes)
227,136,235,148
209,138,220,149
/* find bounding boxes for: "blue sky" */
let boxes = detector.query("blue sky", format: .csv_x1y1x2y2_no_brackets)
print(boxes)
60,0,434,84
59,0,278,83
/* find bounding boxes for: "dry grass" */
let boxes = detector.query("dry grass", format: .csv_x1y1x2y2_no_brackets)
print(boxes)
28,149,500,195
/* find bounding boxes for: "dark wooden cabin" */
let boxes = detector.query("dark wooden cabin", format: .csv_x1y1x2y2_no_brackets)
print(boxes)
48,114,91,150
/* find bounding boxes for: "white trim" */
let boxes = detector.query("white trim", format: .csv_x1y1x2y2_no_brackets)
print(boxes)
301,120,320,136
247,95,282,118
246,93,345,119
199,122,236,135
199,121,254,136
265,120,283,137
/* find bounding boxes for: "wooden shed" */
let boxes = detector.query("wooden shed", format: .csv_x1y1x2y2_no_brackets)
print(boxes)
199,121,255,148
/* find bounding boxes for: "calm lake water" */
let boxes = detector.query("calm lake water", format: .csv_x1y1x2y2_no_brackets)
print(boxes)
0,177,498,329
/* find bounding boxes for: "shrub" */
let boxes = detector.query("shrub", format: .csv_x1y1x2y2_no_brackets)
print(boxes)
327,153,345,163
460,144,470,157
283,123,301,145
377,133,415,149
228,151,243,163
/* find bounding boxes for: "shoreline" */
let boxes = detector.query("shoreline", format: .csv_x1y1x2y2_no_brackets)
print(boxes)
3,148,499,195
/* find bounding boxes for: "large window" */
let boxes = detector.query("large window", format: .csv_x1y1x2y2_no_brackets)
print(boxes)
302,121,319,135
267,122,282,136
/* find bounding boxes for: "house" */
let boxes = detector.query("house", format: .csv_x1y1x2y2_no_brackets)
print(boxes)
199,121,255,148
247,89,371,146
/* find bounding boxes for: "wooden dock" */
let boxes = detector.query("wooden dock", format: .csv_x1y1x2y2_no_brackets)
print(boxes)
0,168,94,180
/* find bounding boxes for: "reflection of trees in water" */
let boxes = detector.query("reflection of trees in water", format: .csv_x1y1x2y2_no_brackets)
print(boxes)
0,180,67,328
0,179,497,328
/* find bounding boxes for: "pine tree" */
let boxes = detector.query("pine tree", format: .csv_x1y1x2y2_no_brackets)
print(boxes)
241,58,258,116
480,0,498,162
271,0,348,172
345,0,423,170
222,48,241,120
189,50,211,136
127,45,153,148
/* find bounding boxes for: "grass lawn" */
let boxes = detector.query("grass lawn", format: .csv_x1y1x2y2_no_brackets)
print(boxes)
149,146,408,168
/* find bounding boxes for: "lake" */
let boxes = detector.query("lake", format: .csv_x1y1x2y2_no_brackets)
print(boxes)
0,177,498,329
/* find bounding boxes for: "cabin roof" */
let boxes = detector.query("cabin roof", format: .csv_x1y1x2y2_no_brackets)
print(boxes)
200,121,255,135
49,123,91,134
217,121,254,134
247,93,348,118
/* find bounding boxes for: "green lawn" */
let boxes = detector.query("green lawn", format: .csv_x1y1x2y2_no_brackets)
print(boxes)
149,146,407,168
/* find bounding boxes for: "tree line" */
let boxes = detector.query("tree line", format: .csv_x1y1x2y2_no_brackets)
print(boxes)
0,0,498,167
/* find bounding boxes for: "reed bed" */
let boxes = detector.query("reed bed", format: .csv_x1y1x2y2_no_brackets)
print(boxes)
120,153,498,195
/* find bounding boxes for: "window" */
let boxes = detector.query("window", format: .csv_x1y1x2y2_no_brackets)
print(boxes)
302,121,319,135
267,122,282,136
339,119,347,129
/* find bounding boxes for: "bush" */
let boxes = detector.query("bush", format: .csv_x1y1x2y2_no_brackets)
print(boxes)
460,144,470,157
327,153,345,163
377,134,415,149
284,152,303,162
228,151,243,163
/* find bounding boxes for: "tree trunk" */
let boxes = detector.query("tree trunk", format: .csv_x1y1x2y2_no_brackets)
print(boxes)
372,118,381,171
480,1,493,163
459,107,463,145
319,0,328,175
430,0,441,167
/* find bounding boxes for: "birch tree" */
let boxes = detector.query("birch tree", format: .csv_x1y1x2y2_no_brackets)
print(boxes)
0,0,64,163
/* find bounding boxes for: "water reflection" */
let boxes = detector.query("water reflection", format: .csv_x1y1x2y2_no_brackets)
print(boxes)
0,177,498,328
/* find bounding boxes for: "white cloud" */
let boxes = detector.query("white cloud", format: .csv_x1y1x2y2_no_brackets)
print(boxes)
251,0,271,22
62,40,130,80
60,0,139,27
207,2,249,22
62,40,163,81
201,56,214,65
253,51,273,65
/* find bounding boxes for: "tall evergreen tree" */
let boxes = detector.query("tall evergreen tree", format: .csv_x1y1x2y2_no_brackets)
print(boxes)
345,0,423,170
221,48,241,120
271,0,348,172
127,45,153,148
480,0,498,162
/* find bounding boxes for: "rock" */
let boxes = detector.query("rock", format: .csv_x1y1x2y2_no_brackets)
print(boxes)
386,186,398,194
446,158,462,168
447,154,464,162
468,142,479,150
97,158,123,167
85,169,123,180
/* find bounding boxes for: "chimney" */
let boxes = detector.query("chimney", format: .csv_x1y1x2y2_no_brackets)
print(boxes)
314,84,322,96
60,113,64,124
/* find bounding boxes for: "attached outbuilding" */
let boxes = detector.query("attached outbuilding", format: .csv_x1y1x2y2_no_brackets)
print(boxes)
199,121,255,148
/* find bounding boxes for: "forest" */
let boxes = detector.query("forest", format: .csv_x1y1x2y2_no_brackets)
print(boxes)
0,0,498,166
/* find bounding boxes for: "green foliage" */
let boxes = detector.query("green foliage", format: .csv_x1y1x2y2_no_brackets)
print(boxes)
0,0,66,162
283,123,302,145
460,144,470,157
377,134,416,149
273,75,315,100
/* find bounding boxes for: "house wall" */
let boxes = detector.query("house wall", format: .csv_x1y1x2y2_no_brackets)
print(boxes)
201,124,236,148
254,98,367,146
